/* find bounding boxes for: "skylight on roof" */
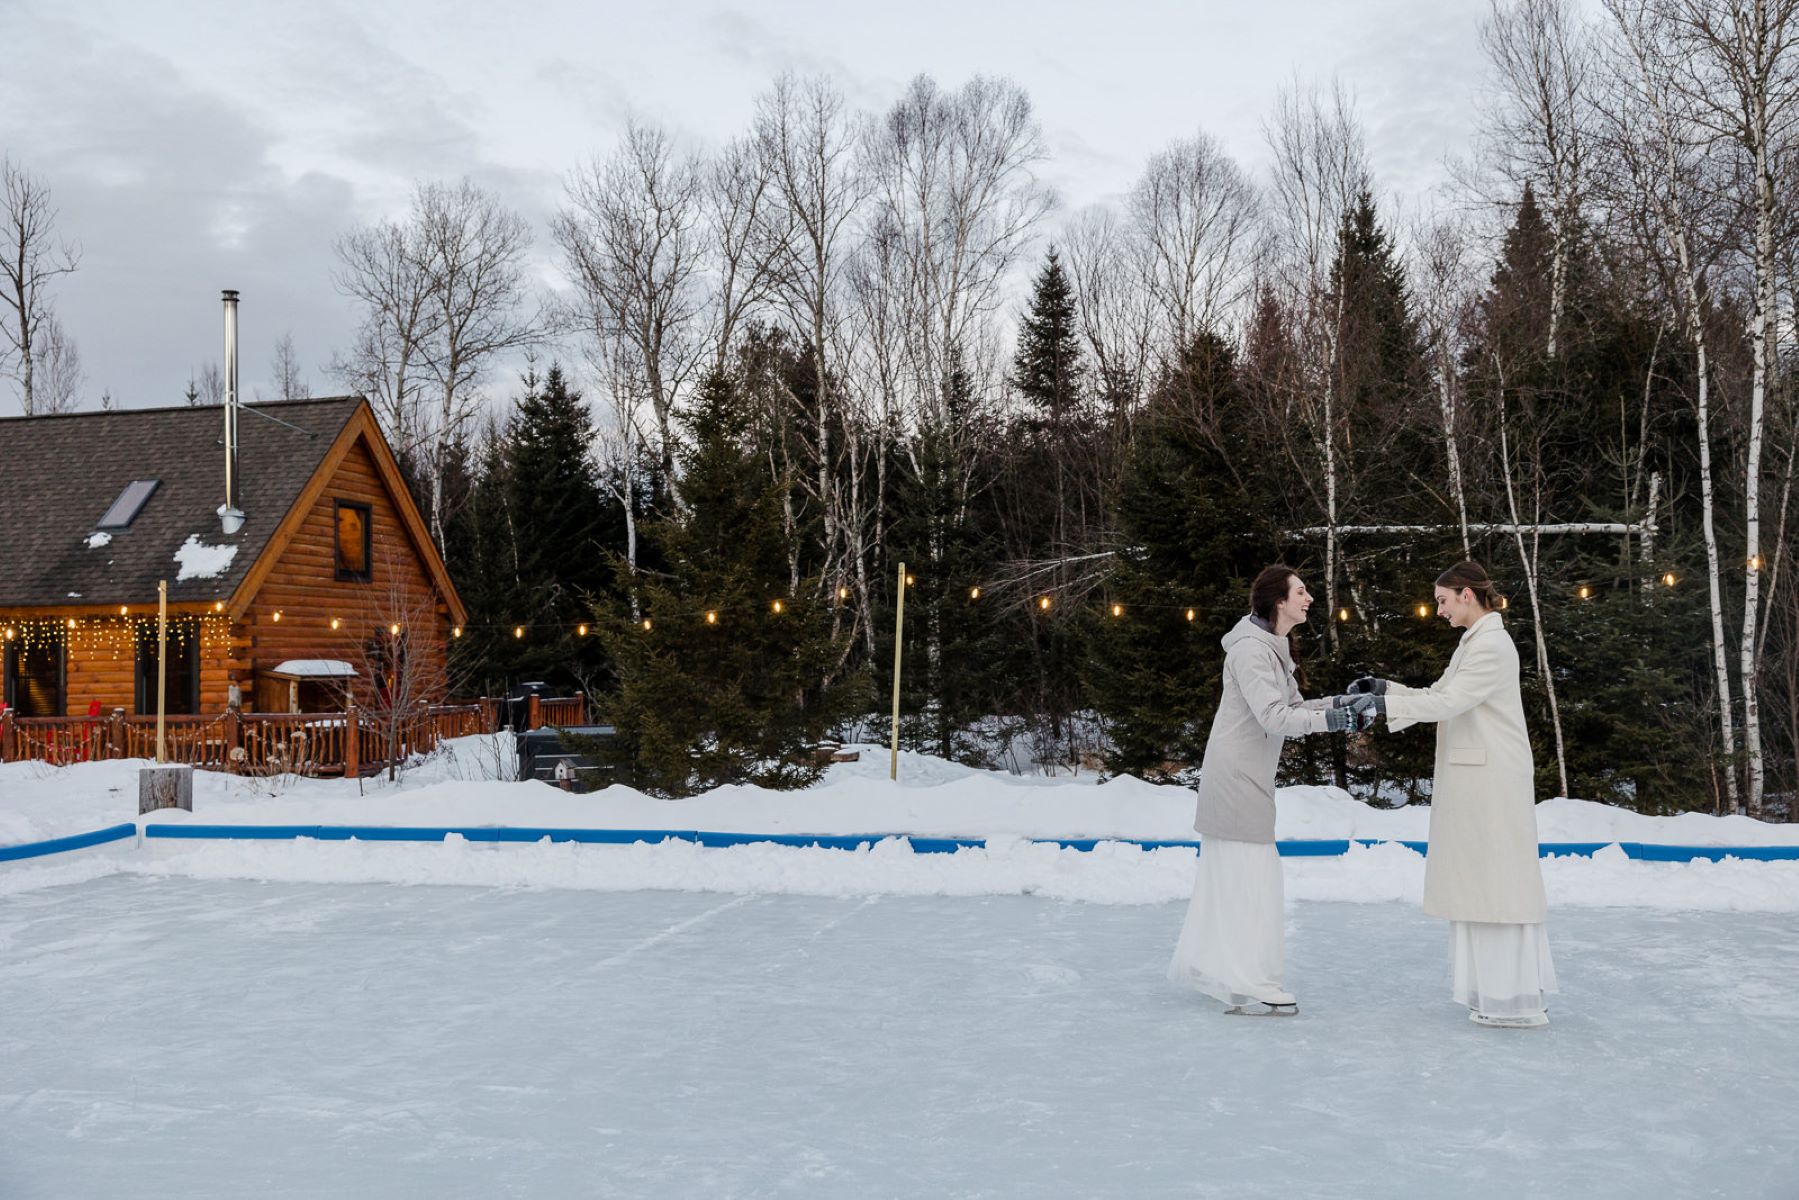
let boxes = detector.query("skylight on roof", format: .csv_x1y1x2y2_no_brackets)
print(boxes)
97,479,160,529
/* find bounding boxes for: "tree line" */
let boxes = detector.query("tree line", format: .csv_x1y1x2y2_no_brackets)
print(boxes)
6,0,1796,815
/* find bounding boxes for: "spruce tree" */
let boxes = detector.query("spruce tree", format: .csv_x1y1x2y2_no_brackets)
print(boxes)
596,368,861,796
1084,331,1268,779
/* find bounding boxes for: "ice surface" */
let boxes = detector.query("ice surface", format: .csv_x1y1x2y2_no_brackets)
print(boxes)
1,877,1794,1198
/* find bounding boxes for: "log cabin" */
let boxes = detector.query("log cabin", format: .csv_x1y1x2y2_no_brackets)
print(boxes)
0,396,467,720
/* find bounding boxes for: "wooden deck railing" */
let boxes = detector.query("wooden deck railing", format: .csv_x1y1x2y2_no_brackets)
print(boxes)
0,694,582,776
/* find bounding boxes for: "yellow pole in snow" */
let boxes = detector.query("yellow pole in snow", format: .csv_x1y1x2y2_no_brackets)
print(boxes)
890,562,906,781
156,579,168,764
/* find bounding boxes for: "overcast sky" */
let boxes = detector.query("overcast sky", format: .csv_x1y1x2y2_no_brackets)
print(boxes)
1,0,1494,415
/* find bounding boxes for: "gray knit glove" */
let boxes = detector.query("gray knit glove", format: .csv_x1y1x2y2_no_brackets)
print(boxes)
1326,694,1378,733
1346,675,1390,697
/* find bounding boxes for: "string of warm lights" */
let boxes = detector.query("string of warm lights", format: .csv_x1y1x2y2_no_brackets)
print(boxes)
0,566,1697,654
417,568,1684,640
0,614,230,659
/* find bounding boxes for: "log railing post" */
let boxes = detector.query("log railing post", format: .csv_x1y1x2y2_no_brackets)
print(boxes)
110,708,125,760
345,705,360,777
224,709,241,774
1,708,13,762
528,693,542,731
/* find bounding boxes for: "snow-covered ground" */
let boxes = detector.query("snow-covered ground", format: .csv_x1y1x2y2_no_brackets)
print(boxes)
3,737,1798,911
3,877,1795,1198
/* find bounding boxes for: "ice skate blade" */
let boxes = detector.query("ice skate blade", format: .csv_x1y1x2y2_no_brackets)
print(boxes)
1224,1003,1298,1017
1470,1011,1549,1029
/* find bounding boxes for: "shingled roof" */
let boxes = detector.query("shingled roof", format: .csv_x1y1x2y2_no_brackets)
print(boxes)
0,397,365,609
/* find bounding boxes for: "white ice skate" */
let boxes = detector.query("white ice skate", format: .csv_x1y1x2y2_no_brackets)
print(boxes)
1470,1009,1548,1029
1225,988,1297,1017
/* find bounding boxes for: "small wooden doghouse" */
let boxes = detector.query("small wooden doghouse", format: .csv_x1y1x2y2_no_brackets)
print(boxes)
0,396,468,718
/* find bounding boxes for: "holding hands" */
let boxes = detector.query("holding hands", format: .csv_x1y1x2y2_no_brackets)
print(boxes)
1325,692,1381,733
1346,676,1391,697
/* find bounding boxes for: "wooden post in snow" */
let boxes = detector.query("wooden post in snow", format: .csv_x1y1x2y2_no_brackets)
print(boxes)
890,562,906,782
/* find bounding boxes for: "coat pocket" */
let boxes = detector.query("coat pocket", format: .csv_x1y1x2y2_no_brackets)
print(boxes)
1447,745,1487,766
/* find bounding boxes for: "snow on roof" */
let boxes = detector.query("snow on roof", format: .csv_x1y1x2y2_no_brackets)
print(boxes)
85,531,112,549
266,660,359,679
173,534,239,581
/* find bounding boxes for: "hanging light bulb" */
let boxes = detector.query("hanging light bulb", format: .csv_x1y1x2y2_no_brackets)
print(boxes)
119,605,128,616
1185,608,1197,622
1663,573,1677,587
389,623,401,635
1416,604,1430,619
641,618,653,632
706,611,718,625
905,574,916,587
1038,596,1052,611
1337,608,1350,622
771,600,783,614
331,617,342,631
452,626,463,638
514,626,525,639
838,586,850,601
271,610,281,623
1749,555,1763,571
67,617,76,629
969,586,981,600
577,623,589,636
1578,586,1592,600
1111,603,1124,618
1501,597,1510,610
215,601,224,612
3,627,13,641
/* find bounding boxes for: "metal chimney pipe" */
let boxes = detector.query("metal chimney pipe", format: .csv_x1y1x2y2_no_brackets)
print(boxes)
219,289,245,535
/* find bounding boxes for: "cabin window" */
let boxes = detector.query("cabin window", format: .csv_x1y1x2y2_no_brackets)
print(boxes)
3,629,66,717
334,500,372,582
134,618,200,716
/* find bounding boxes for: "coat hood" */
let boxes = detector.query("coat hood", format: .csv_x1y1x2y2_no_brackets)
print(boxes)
1221,614,1294,667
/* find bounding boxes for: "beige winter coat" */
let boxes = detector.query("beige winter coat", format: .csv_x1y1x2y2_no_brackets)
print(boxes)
1384,610,1549,925
1191,616,1331,844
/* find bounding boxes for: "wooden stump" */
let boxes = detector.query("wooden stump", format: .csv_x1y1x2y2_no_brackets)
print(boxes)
139,764,194,815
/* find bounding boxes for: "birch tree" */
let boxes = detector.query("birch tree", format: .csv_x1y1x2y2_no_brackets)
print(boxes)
1601,0,1744,810
1659,0,1799,816
1,156,80,416
1479,0,1597,357
755,73,867,591
1127,132,1260,359
1411,217,1481,557
554,121,708,478
1263,78,1371,659
333,216,439,461
413,179,541,549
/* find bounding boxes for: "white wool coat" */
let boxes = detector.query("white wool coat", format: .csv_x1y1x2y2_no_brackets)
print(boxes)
1384,611,1549,925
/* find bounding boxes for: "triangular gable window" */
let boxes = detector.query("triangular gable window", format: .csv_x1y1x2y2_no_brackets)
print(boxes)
98,479,160,529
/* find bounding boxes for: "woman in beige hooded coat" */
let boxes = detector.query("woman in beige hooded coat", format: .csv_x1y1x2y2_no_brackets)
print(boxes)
1351,561,1557,1028
1167,566,1375,1015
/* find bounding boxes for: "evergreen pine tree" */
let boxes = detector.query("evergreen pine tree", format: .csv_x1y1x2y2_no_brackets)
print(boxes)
1084,331,1268,778
596,368,861,796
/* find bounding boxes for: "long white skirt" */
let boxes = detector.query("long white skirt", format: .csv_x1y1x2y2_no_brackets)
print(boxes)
1167,837,1286,1005
1451,920,1558,1018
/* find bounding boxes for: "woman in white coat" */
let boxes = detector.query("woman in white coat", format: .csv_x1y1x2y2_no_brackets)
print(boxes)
1168,566,1375,1016
1352,561,1558,1028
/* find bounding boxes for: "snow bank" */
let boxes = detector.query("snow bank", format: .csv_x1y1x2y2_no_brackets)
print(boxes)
4,738,1796,910
66,833,1785,913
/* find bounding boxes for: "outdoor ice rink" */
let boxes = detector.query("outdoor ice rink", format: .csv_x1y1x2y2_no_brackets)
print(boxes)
4,876,1795,1198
